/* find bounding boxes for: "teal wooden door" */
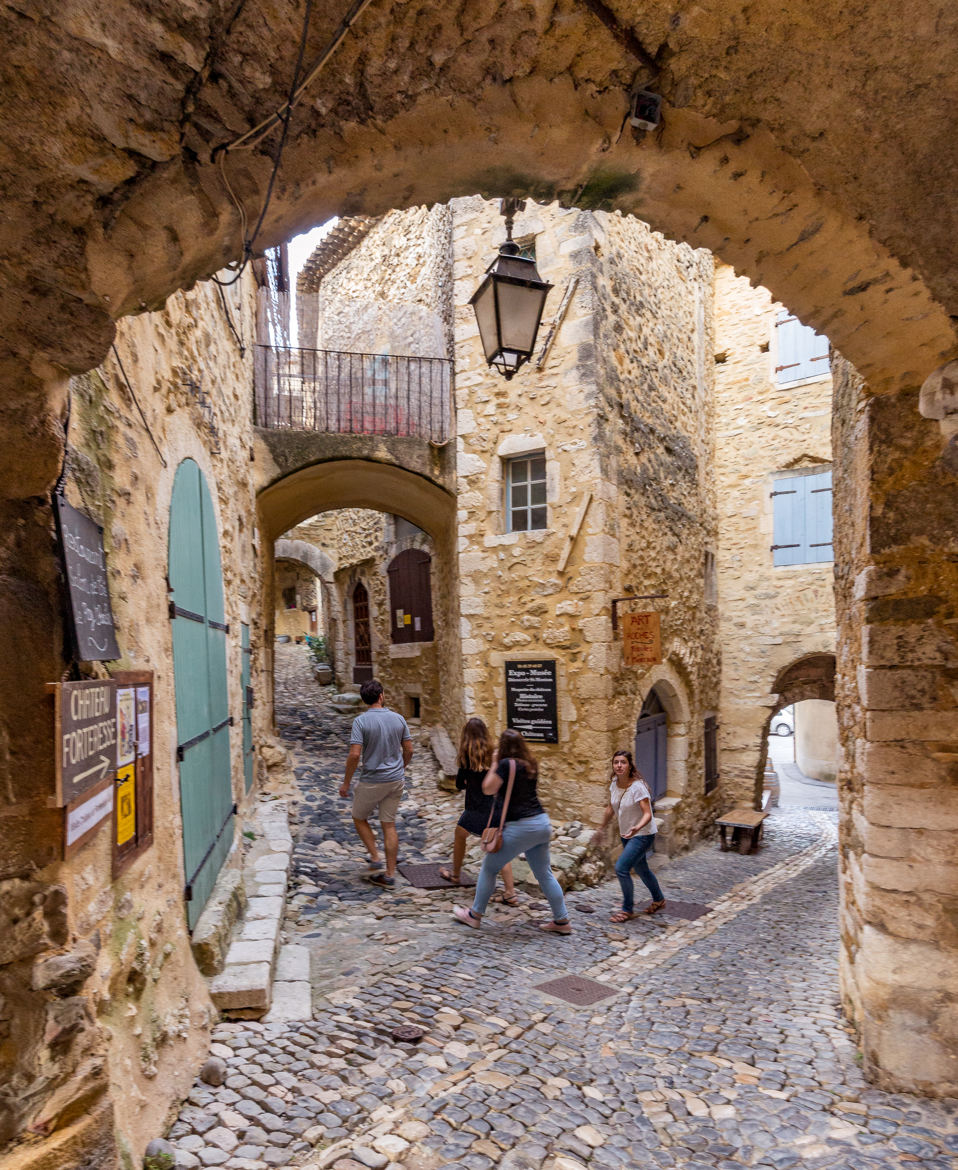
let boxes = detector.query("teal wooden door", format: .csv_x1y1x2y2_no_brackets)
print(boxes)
169,460,234,930
241,622,254,792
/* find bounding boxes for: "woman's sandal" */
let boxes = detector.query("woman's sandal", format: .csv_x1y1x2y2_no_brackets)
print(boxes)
610,909,637,923
539,919,572,935
439,866,461,885
642,900,666,915
492,891,519,906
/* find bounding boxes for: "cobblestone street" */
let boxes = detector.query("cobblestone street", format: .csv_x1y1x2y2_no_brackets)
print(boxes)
169,647,957,1170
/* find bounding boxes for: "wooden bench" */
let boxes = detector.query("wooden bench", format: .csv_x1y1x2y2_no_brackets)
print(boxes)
716,806,769,854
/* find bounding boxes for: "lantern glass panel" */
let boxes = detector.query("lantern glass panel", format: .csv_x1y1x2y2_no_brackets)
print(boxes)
495,280,547,355
472,278,500,363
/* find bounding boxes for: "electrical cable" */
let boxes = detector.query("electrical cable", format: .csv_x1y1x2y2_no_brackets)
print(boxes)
211,0,374,288
216,280,247,356
53,388,72,497
211,0,315,288
110,345,169,468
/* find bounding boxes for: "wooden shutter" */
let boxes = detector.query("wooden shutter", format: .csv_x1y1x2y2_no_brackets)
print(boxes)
387,549,434,643
704,716,719,794
775,310,830,384
772,470,833,565
805,469,834,563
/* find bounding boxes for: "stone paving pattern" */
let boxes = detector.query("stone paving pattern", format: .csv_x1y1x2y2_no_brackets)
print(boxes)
168,646,958,1169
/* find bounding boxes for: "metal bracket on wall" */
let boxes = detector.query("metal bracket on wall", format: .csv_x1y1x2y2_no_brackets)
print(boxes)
611,592,668,632
535,276,578,370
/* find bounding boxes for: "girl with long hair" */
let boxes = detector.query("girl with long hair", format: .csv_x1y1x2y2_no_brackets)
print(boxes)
440,718,517,903
591,749,665,921
452,727,570,934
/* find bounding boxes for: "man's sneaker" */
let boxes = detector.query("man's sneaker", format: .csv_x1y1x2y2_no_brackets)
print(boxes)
367,871,395,887
365,858,385,871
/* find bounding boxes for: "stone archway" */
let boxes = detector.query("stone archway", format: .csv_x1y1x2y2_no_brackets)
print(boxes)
0,2,955,1122
257,457,461,736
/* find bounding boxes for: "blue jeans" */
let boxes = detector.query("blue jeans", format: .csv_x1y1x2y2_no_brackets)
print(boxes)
472,812,568,921
615,834,663,912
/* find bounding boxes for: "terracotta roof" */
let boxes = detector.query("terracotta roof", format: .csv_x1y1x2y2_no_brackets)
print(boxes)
296,217,377,293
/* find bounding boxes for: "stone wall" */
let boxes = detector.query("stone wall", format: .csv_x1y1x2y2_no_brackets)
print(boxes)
712,264,837,806
832,356,958,1095
0,271,268,1166
286,511,442,725
450,197,719,839
301,205,454,361
274,561,318,640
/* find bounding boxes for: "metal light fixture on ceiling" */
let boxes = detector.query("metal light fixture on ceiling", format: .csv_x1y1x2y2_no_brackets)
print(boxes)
470,198,553,381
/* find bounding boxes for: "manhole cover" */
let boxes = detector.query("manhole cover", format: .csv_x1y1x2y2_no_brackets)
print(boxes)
391,1023,426,1043
659,900,711,920
396,861,463,889
535,974,618,1006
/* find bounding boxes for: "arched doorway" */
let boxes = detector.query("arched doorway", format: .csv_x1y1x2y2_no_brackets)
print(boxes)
635,688,668,802
352,580,373,684
168,460,234,930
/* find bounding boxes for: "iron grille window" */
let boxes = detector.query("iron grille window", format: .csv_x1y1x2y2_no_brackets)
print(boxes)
774,309,830,385
704,716,719,794
506,453,548,532
770,468,833,566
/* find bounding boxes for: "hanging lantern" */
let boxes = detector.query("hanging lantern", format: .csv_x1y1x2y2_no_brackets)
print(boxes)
470,199,553,380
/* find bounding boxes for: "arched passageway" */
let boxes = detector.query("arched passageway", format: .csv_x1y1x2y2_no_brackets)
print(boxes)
257,459,461,737
0,4,955,1133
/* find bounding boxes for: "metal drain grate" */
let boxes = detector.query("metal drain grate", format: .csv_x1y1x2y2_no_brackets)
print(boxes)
659,900,711,920
535,974,618,1006
396,861,467,889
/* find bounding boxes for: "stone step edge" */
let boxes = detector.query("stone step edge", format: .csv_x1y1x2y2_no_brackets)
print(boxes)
208,798,292,1016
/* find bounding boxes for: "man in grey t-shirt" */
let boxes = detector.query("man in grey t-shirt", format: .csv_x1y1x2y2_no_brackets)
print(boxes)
339,678,413,887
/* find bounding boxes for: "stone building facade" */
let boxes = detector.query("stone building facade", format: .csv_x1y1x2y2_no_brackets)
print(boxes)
712,263,837,805
0,270,277,1166
273,560,318,640
299,198,722,843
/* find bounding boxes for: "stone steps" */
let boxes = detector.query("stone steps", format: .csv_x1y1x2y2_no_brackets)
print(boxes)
208,799,297,1017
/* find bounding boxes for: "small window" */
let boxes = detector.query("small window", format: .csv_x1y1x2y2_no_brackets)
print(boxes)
704,716,719,794
774,309,830,385
282,586,297,610
771,468,833,566
506,453,548,532
515,235,537,261
408,695,421,720
704,550,717,606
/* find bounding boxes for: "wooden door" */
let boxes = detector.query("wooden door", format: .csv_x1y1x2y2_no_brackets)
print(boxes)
169,460,234,930
352,581,373,683
387,549,434,643
241,622,254,793
635,689,668,802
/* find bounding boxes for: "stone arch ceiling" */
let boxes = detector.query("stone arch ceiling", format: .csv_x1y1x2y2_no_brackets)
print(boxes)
3,1,957,390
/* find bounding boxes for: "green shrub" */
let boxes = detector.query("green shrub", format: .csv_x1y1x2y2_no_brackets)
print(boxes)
305,633,332,667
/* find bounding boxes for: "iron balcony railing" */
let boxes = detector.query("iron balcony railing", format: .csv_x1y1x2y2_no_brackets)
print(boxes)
254,345,453,443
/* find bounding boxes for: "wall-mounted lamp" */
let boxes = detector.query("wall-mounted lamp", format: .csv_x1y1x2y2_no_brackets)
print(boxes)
470,198,553,380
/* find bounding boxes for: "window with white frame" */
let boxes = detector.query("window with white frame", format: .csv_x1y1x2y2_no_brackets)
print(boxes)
771,468,833,566
506,452,547,532
774,309,830,385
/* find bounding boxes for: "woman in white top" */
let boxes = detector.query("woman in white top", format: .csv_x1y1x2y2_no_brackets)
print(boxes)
591,749,666,922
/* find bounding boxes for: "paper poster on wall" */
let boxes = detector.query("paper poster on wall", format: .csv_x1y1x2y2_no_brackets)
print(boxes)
404,614,411,625
117,686,136,766
135,686,150,757
115,763,136,845
395,609,404,626
414,616,421,631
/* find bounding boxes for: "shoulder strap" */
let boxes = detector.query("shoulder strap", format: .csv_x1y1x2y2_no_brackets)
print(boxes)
497,759,517,829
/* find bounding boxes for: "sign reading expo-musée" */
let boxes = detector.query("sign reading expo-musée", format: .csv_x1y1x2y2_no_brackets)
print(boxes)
505,660,559,744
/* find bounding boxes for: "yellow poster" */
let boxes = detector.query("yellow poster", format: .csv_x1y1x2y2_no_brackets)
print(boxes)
622,612,662,666
115,763,136,845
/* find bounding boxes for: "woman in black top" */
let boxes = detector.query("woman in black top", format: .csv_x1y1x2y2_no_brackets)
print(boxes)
440,718,517,903
452,728,571,934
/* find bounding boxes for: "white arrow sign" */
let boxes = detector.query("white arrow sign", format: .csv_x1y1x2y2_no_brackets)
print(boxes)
72,753,112,788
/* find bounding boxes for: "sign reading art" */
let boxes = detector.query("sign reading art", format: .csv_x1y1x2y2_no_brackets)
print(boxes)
505,660,558,743
53,679,117,806
53,494,120,661
622,612,662,666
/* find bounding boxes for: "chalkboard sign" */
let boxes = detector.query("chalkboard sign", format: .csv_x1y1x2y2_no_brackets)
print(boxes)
505,660,559,743
54,495,120,661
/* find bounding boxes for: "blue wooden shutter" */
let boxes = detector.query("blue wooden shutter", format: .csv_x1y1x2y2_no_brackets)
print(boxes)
775,310,830,383
805,469,833,562
772,474,804,566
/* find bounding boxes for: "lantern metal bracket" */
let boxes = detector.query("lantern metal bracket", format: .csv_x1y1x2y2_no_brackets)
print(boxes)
499,198,526,242
611,592,668,632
